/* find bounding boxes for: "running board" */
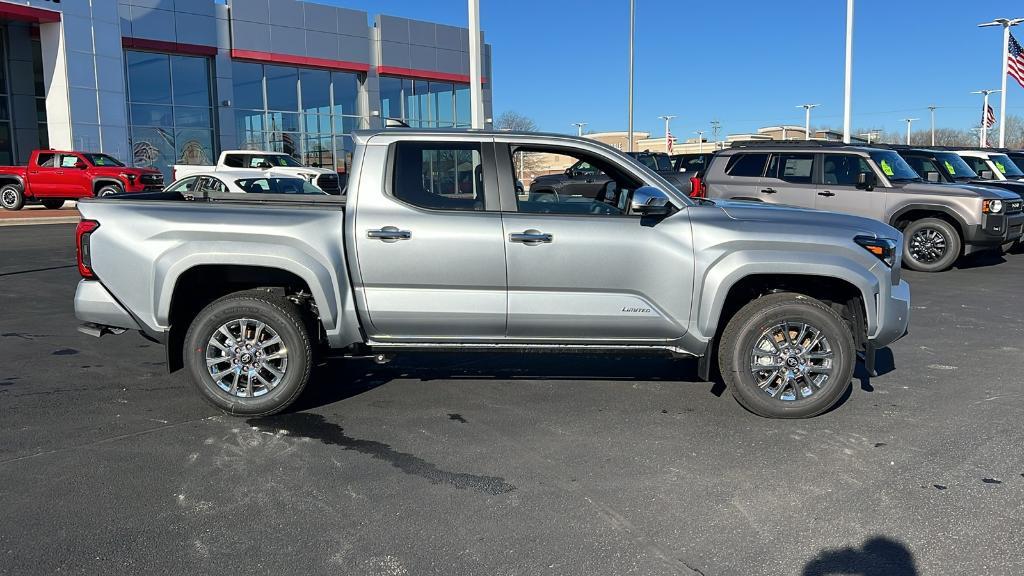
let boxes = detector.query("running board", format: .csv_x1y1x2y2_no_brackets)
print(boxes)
360,341,699,358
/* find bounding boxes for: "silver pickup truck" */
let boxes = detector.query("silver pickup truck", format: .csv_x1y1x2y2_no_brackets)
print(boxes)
74,129,910,419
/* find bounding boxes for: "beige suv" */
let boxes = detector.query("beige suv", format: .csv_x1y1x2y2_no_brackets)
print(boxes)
704,141,1024,272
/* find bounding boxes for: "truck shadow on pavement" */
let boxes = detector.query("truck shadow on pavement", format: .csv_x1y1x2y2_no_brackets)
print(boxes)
802,536,918,576
291,353,705,412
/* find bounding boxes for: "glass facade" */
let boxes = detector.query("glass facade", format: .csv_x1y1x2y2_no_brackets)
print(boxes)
125,50,215,178
233,62,364,174
379,76,472,128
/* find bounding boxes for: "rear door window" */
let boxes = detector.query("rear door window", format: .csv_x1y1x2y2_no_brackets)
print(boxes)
768,153,815,184
392,141,486,211
725,153,769,177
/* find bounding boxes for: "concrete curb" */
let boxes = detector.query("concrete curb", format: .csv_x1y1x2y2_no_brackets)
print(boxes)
0,216,81,227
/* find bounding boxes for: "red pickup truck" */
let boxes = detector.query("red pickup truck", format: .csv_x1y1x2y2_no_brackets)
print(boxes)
0,150,164,210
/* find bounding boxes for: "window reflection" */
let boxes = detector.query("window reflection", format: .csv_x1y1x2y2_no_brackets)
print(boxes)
380,77,472,128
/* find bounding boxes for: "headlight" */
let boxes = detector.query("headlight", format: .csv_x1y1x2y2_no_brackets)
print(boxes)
120,173,136,182
983,199,1004,214
855,236,897,267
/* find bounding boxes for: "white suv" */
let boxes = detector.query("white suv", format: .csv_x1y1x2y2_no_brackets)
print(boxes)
952,149,1024,182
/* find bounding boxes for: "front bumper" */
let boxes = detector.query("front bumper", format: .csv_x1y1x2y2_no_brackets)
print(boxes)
74,280,139,331
964,210,1024,247
871,279,910,349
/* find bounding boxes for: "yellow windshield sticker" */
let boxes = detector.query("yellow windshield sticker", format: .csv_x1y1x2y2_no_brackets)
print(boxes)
880,159,895,176
995,161,1006,174
944,160,956,175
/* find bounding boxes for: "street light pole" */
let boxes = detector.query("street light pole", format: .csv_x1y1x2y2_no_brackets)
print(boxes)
468,0,484,129
710,119,721,149
627,0,635,152
658,115,676,153
694,130,704,153
843,0,854,143
858,131,877,144
972,89,1002,146
798,104,819,140
928,105,938,146
903,118,918,145
571,122,587,137
978,17,1024,147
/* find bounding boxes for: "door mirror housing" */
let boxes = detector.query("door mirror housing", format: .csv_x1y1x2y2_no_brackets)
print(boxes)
925,171,940,182
630,186,671,216
74,160,88,170
980,170,994,180
856,171,877,190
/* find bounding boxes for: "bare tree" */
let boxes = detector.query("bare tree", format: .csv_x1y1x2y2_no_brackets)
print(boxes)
495,111,538,132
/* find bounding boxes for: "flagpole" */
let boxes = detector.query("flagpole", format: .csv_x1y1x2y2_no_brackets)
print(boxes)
979,18,1024,147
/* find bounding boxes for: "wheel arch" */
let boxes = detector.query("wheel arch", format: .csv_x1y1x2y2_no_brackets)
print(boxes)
92,177,124,194
888,204,967,239
0,174,25,190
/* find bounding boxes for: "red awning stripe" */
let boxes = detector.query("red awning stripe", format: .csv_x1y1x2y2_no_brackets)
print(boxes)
231,49,370,73
377,65,487,85
0,2,61,23
122,37,218,56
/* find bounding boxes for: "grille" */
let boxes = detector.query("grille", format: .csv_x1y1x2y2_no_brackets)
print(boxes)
1007,200,1022,214
316,173,341,194
140,173,164,185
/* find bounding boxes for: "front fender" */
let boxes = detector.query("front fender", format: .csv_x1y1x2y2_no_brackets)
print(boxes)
694,249,881,339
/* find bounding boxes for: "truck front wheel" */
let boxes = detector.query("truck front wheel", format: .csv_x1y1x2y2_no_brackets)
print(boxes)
97,183,123,197
184,289,312,416
718,292,855,419
0,184,24,210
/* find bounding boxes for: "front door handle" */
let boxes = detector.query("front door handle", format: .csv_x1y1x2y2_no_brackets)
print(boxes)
761,187,777,194
817,191,836,197
509,229,553,244
367,226,411,241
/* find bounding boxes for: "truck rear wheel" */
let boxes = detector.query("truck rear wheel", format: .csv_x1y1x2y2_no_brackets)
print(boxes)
184,289,312,416
40,199,65,209
718,292,855,419
0,184,24,210
902,218,960,272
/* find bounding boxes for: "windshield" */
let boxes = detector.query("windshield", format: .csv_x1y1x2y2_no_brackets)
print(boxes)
932,152,978,179
634,154,674,171
83,153,125,167
988,154,1024,177
226,153,304,168
868,150,921,182
234,177,325,195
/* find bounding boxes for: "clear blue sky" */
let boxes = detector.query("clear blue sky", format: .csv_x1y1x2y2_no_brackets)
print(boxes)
334,0,1024,137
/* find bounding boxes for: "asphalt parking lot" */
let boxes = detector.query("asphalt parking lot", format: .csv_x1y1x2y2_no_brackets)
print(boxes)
1,223,1022,576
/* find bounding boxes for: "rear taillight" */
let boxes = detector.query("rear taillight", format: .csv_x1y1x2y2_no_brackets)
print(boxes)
76,219,99,278
689,176,705,198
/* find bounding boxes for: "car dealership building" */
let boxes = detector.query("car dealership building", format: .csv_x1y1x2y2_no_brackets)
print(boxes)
0,0,493,176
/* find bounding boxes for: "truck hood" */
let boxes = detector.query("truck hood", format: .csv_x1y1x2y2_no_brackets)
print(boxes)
714,199,898,239
895,180,1017,200
968,179,1024,199
95,166,161,175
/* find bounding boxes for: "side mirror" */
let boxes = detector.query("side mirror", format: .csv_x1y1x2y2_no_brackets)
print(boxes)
258,161,272,169
630,186,671,216
856,171,877,190
74,160,87,170
980,170,994,180
925,171,940,182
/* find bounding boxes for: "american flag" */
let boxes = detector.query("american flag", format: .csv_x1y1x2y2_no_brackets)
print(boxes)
984,103,996,128
666,131,676,154
1009,32,1024,89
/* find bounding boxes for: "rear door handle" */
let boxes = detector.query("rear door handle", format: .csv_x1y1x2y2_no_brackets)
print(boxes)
509,229,553,244
761,187,777,194
817,191,835,197
367,226,411,241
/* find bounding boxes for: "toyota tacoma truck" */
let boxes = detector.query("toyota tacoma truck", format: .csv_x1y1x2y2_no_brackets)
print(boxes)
74,129,910,419
173,150,342,194
0,150,163,210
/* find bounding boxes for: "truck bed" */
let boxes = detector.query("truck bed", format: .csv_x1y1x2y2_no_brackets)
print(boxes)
92,189,346,208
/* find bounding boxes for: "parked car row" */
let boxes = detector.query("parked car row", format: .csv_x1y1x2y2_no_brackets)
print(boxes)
696,141,1024,272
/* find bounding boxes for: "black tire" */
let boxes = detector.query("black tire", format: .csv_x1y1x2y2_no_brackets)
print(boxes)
0,184,24,210
40,199,65,209
96,184,123,197
184,289,312,416
902,218,961,272
718,292,856,419
1001,240,1019,254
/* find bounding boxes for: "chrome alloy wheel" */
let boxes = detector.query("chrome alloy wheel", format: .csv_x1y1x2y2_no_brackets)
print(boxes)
205,318,288,398
908,227,947,263
750,322,834,401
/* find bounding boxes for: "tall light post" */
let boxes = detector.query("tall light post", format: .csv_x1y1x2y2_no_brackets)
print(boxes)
903,118,918,145
710,119,721,149
972,89,1001,146
798,104,819,140
858,131,878,144
658,115,676,153
571,122,587,137
978,17,1024,147
468,0,484,129
694,130,704,153
627,0,635,152
843,0,854,143
927,105,939,146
